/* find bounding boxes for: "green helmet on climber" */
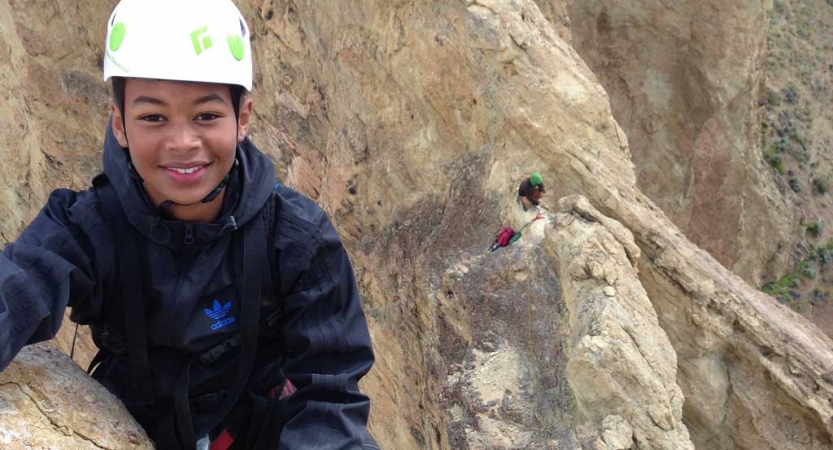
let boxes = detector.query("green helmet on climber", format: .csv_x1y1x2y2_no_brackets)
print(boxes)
518,172,546,211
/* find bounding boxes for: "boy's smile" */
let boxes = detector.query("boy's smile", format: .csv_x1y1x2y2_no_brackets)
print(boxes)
111,79,252,222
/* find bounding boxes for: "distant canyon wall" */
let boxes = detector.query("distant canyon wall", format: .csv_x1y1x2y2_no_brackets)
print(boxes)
553,0,796,285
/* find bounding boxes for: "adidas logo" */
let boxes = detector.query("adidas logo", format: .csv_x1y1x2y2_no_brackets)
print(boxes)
205,300,232,320
204,299,236,331
211,316,236,331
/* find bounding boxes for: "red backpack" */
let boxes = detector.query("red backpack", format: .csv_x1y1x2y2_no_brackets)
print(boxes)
490,226,517,251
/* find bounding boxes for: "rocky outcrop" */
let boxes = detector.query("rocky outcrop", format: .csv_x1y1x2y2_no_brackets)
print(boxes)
1,0,833,449
568,184,833,448
561,0,797,284
438,195,695,449
621,192,833,449
552,195,694,450
0,345,153,449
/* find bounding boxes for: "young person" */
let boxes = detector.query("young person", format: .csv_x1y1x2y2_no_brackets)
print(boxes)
0,0,378,448
517,172,546,211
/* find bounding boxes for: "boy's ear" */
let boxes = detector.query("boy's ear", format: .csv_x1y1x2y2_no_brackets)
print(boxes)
237,97,253,143
110,103,129,148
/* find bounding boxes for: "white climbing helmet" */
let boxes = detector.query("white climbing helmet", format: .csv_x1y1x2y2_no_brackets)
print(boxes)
103,0,252,91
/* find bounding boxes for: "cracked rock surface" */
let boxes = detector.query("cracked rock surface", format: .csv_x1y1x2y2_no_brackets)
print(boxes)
0,345,153,450
552,195,694,449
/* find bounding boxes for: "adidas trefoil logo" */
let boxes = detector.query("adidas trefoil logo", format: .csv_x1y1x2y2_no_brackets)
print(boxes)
204,299,236,331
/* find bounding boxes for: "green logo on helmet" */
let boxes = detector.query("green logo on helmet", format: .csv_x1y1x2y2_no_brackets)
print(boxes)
190,26,213,55
227,35,244,61
109,22,126,52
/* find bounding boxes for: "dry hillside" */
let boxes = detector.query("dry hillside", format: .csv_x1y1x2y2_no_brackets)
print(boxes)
756,0,833,335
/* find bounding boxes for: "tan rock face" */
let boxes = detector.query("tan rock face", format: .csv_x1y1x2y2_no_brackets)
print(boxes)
0,345,153,449
628,200,833,449
561,0,797,284
0,0,112,370
551,195,694,450
2,0,833,450
0,0,112,235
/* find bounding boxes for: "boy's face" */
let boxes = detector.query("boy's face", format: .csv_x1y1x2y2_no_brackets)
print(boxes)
111,79,252,210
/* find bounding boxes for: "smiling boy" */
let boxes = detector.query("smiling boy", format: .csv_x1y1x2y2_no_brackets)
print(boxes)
0,1,377,449
111,79,245,222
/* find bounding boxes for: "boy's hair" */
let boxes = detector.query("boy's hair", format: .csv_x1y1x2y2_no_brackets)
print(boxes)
111,77,247,123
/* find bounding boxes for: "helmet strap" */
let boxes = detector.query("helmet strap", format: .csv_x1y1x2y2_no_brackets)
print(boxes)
154,156,239,218
201,155,239,203
231,85,245,122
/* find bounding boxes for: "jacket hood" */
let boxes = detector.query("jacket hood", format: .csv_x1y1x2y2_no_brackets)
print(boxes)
101,118,276,246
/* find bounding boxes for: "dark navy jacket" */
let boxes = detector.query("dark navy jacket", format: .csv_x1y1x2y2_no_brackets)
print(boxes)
0,121,376,449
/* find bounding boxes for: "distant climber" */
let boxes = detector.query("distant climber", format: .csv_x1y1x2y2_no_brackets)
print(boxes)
489,173,549,251
518,172,546,211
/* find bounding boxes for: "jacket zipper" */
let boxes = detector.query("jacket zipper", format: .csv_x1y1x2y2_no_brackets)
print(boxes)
184,224,194,245
168,224,196,345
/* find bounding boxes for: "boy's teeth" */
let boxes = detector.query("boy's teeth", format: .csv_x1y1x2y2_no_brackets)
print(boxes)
172,166,201,174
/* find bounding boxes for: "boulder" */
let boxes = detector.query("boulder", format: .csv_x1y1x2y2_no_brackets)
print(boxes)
0,345,153,449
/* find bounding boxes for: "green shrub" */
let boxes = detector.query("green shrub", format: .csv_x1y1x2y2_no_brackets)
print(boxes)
817,247,833,266
795,260,811,277
789,177,802,193
767,152,785,174
813,177,829,195
800,266,817,279
784,86,799,104
812,288,829,305
762,274,801,295
767,91,781,106
807,221,823,238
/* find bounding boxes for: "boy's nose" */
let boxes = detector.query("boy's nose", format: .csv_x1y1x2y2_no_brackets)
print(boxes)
166,125,200,152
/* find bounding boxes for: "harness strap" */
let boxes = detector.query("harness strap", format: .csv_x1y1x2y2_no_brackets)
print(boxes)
94,175,278,448
210,378,297,450
87,348,109,374
95,177,155,405
210,430,234,450
508,209,546,246
167,204,266,448
198,334,241,366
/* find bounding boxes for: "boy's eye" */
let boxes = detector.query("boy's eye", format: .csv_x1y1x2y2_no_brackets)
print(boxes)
139,114,165,122
196,113,221,121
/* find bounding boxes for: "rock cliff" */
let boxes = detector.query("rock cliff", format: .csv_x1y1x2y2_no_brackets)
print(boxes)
560,0,801,284
1,0,832,449
560,0,797,285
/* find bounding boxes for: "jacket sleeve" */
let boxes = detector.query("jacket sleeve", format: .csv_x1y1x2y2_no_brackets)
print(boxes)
276,211,377,450
0,189,97,371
